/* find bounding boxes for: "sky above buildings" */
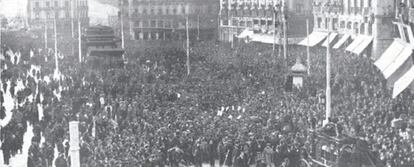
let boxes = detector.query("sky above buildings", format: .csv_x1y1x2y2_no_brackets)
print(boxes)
0,0,118,25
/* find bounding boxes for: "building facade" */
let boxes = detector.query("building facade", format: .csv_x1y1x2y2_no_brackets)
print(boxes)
310,0,395,58
118,0,219,41
27,0,89,32
218,0,313,43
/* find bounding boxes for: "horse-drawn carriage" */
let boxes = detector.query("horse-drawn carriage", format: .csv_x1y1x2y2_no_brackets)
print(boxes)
299,123,384,167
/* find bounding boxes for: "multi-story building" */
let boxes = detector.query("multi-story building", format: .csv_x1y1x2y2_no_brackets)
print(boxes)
118,0,219,41
219,0,313,44
302,0,395,59
27,0,89,32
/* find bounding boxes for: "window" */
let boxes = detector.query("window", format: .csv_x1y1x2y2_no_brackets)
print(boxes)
222,20,228,26
35,12,40,19
46,2,50,7
182,6,186,14
65,1,69,8
404,27,410,43
232,19,238,26
46,12,50,19
166,8,169,14
143,9,147,14
66,12,70,18
340,21,345,28
35,2,39,8
150,8,154,14
253,20,259,25
260,20,266,25
158,20,164,27
360,23,365,34
296,4,303,14
55,1,58,7
165,21,171,28
240,21,246,27
267,20,273,26
247,21,252,27
173,7,177,14
159,8,163,15
151,20,156,27
317,18,322,28
134,20,140,27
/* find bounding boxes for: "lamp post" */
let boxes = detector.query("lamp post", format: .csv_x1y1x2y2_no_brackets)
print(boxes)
282,0,288,68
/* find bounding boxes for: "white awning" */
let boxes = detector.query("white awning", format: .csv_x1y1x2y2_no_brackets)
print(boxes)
333,34,351,49
237,29,254,39
375,40,406,73
345,36,365,52
297,31,328,47
250,33,276,44
383,46,413,79
352,36,374,55
393,66,414,98
322,33,338,47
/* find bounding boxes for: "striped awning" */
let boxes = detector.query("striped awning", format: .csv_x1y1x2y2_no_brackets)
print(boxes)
321,33,338,47
345,35,366,53
333,34,351,49
352,36,374,55
375,39,414,98
297,31,328,47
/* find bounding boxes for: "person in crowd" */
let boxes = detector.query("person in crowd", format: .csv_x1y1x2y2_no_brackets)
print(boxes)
1,37,413,167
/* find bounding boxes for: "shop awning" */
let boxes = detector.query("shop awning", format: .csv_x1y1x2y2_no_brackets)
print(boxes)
250,33,275,44
374,40,406,73
297,31,328,47
333,34,351,49
88,48,125,57
237,29,254,39
393,66,414,98
352,36,374,55
321,33,338,47
382,46,413,79
345,35,365,52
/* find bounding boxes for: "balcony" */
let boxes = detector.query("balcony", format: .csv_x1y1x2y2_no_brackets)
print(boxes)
313,5,343,15
408,8,414,23
397,7,413,24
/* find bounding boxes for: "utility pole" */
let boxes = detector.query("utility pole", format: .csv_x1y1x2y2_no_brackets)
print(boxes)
282,0,287,66
272,7,276,58
120,1,125,49
54,17,59,72
325,30,332,125
71,0,75,38
78,19,82,63
306,19,310,75
45,21,48,49
197,14,200,41
0,21,2,56
186,16,190,76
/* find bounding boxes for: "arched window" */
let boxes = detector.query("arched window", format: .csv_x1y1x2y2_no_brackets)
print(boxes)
368,23,372,35
354,22,359,34
360,23,365,34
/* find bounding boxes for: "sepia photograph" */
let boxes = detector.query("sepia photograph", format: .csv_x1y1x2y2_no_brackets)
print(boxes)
0,0,413,167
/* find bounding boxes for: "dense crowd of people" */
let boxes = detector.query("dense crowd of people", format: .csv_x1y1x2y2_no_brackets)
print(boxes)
1,33,414,167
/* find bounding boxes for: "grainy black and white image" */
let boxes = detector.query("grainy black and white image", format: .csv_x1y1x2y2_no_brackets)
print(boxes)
0,0,413,167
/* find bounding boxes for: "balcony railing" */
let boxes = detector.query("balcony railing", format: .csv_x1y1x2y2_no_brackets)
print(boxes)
314,5,343,15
